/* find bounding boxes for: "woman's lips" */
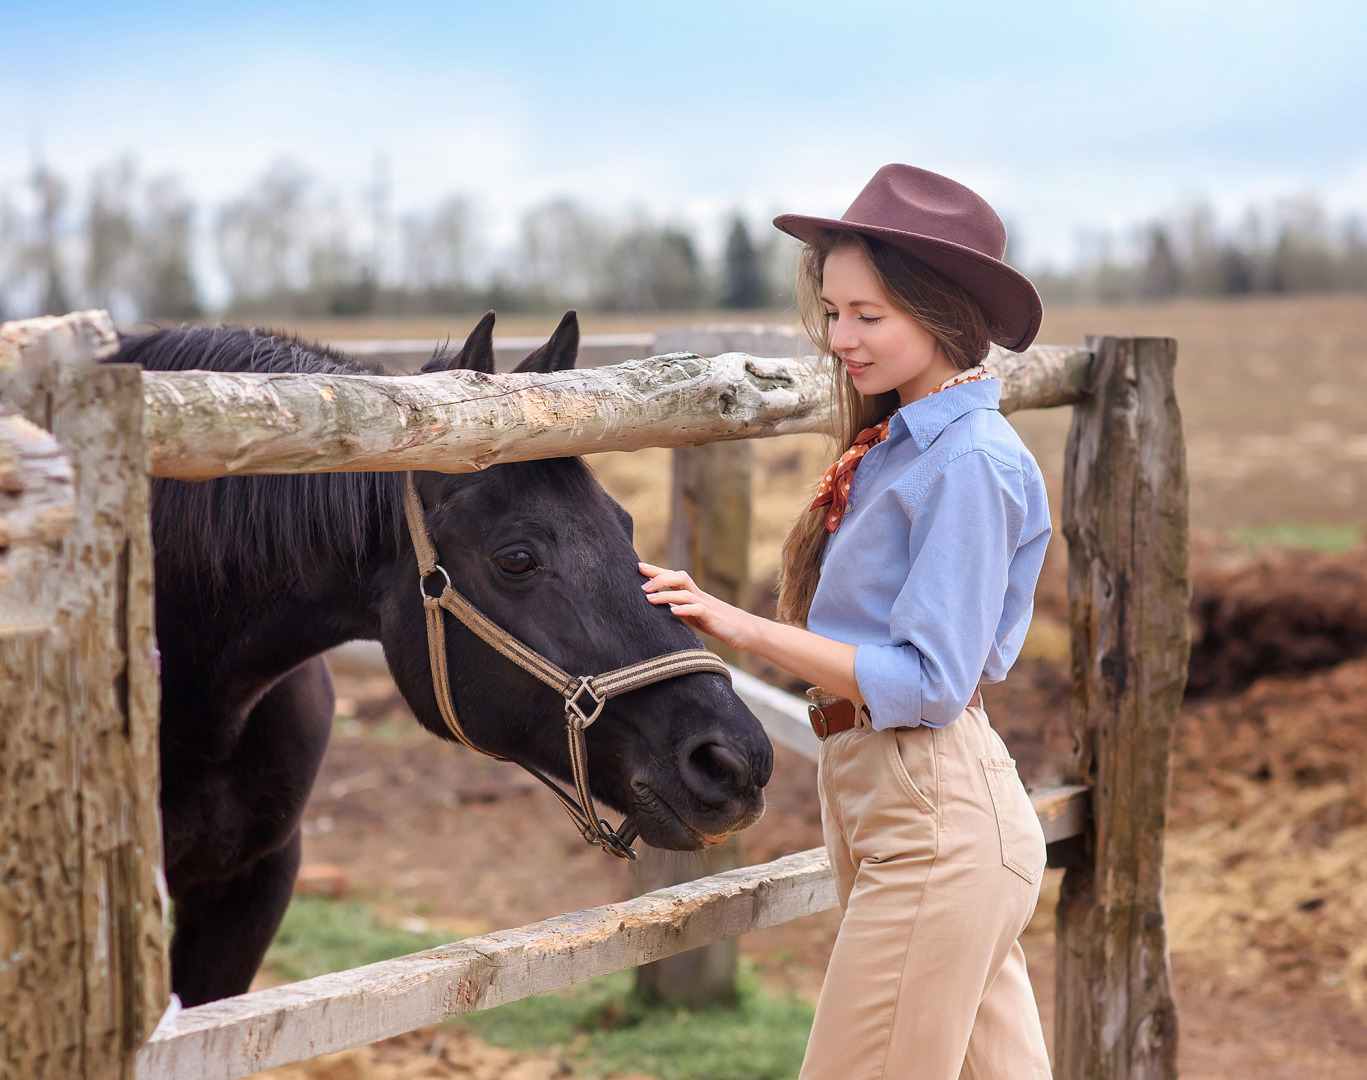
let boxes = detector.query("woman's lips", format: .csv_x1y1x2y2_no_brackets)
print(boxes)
844,360,871,376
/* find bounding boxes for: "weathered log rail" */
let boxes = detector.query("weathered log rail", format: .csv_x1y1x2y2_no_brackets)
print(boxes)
139,341,1092,480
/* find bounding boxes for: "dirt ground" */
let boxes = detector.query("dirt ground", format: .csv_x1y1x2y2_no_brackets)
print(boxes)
257,295,1367,1077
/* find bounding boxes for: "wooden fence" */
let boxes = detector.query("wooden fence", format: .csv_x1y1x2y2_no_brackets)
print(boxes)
0,313,1188,1080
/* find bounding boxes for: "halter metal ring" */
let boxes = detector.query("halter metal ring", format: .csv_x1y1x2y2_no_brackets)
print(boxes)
565,675,606,729
420,563,452,601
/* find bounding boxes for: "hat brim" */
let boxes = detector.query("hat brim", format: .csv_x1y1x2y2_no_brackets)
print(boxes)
772,213,1042,352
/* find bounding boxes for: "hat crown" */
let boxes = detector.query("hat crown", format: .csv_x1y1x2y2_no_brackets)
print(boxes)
843,165,1007,261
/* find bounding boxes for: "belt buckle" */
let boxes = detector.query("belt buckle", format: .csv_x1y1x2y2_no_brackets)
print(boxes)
807,703,830,740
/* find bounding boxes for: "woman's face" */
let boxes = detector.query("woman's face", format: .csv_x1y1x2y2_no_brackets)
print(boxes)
821,243,959,405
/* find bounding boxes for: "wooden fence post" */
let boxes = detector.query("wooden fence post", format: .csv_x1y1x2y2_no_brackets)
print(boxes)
634,325,809,1008
1055,336,1189,1080
0,313,168,1079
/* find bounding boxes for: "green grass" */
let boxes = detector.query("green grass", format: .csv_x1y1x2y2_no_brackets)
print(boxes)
260,896,814,1078
1229,522,1364,554
456,965,813,1080
261,895,456,983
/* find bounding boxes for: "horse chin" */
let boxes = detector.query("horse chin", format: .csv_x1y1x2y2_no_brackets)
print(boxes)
627,778,766,852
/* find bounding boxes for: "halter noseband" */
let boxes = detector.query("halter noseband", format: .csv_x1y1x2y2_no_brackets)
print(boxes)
401,473,732,860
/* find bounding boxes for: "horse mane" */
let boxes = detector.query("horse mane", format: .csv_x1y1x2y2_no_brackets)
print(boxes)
118,325,407,593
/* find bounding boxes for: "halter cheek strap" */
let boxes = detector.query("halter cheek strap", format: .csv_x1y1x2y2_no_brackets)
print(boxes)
401,472,732,860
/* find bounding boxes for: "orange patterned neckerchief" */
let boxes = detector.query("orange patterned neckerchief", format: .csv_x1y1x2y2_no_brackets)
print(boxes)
809,364,991,533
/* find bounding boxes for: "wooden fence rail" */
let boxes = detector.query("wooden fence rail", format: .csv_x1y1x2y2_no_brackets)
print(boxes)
136,781,1092,1080
139,341,1091,480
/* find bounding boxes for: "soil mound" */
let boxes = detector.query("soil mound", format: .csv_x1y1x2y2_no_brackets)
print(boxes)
1188,546,1367,698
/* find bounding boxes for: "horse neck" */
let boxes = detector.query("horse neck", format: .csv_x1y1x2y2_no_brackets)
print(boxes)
151,470,404,705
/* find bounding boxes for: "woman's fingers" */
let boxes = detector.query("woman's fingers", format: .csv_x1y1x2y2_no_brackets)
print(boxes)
646,589,700,606
638,562,698,595
638,561,730,635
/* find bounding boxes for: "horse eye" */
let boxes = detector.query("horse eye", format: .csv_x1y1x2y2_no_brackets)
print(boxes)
496,551,536,575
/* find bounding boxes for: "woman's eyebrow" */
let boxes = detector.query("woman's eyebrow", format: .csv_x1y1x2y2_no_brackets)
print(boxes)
819,295,884,308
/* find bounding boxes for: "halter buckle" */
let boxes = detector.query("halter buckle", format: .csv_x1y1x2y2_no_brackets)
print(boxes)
419,563,452,602
565,675,607,729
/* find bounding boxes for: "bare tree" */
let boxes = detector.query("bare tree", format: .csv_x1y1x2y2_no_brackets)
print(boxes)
28,162,71,315
517,198,608,308
216,160,312,313
137,176,202,320
401,196,475,308
0,191,20,320
1342,216,1367,291
1177,204,1224,296
85,157,137,316
603,222,703,312
759,230,800,308
304,197,370,316
1270,197,1335,293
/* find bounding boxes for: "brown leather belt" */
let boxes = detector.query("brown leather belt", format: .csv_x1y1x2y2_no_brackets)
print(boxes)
807,688,984,740
806,696,869,739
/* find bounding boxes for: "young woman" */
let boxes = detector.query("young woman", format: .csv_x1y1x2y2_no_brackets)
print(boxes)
640,165,1054,1079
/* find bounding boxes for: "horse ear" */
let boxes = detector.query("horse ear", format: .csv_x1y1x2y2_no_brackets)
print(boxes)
513,310,579,373
421,310,496,374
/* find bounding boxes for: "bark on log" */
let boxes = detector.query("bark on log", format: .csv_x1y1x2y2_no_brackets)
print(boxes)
0,312,167,1079
987,342,1094,415
0,413,75,615
1055,336,1188,1080
139,343,1091,479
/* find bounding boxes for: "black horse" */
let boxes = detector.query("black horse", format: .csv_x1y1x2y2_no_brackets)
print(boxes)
118,312,772,1007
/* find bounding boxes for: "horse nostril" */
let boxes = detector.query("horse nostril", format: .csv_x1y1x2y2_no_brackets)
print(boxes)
681,736,751,802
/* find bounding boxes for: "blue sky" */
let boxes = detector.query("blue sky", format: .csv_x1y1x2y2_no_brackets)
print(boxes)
3,0,1365,267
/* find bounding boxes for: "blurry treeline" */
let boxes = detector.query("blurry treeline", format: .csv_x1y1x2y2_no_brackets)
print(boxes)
3,157,1367,323
1033,200,1367,304
0,158,791,323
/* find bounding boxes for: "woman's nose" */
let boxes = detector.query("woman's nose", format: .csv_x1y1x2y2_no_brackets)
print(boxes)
830,316,856,353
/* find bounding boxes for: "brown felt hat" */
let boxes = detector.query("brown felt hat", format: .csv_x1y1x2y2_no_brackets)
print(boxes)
773,164,1042,351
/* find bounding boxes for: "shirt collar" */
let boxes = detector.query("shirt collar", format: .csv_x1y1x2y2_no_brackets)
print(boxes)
889,378,1002,451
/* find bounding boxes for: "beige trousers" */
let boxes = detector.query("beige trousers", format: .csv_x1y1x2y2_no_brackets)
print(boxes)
800,706,1051,1080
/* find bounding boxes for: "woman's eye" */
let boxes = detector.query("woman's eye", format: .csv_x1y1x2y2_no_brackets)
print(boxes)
823,310,838,320
497,551,536,575
858,315,882,324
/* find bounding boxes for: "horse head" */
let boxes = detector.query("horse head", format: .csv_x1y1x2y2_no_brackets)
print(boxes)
377,311,773,851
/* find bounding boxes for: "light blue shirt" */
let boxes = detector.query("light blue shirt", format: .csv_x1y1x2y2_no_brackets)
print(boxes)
807,378,1050,729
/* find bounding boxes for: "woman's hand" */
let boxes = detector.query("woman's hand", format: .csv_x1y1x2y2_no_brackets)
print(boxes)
640,562,862,701
638,562,756,652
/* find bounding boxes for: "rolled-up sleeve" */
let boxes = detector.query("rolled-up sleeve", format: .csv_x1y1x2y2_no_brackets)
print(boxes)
853,449,1027,728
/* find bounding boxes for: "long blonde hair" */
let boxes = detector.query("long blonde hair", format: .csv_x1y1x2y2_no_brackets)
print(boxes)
775,231,998,626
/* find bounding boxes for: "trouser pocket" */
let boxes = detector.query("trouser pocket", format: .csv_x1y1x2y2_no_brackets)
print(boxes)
980,757,1046,884
890,725,938,815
